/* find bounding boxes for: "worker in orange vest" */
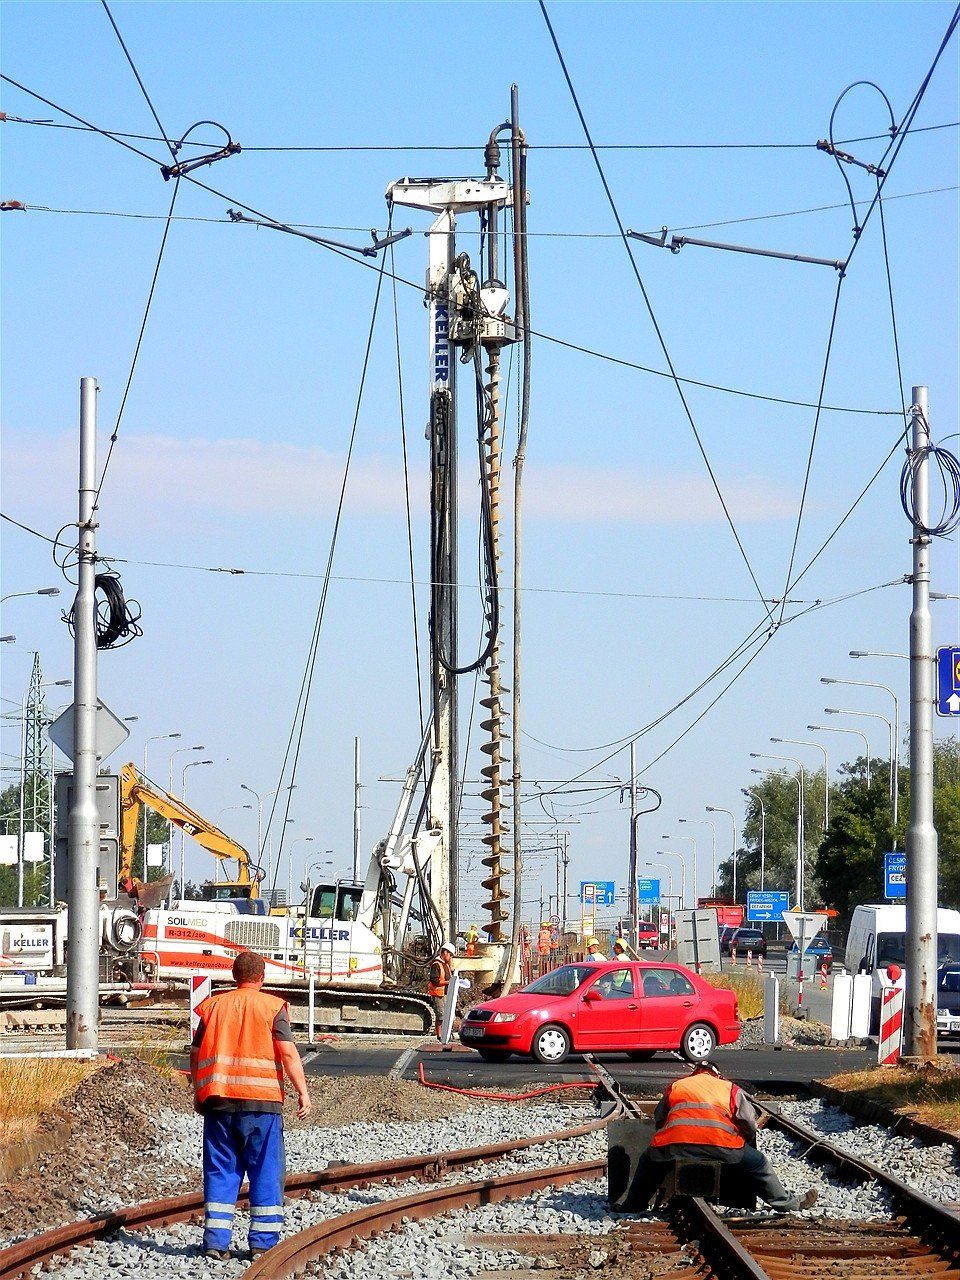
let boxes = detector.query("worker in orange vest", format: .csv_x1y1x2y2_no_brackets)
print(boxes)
190,951,311,1260
427,941,456,1039
630,1059,818,1211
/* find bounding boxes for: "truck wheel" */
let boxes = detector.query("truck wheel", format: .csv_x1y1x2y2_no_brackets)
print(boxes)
681,1023,717,1063
531,1024,571,1064
476,1049,512,1063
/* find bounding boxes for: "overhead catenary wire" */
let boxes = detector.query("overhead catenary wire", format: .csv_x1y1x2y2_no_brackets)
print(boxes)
537,0,774,623
98,0,178,163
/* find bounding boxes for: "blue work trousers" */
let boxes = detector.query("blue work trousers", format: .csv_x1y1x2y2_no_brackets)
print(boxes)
203,1110,285,1252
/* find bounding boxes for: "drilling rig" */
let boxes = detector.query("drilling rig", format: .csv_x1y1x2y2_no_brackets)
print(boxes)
387,103,526,987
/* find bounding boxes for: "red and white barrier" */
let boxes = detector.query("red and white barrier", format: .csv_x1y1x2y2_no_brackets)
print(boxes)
190,974,211,1038
878,984,905,1065
757,953,764,975
818,962,829,991
746,949,753,970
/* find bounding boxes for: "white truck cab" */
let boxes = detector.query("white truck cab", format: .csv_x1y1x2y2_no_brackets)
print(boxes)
845,903,960,1030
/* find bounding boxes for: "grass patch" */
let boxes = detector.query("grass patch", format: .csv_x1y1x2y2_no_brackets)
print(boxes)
823,1061,960,1136
0,1057,102,1147
701,970,764,1020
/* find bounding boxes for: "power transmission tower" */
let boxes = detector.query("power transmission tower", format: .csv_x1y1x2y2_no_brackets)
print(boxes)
21,652,52,905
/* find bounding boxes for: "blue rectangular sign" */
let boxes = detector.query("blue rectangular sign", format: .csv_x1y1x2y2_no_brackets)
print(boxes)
885,851,906,898
746,890,790,922
637,877,660,905
937,646,960,717
580,880,616,907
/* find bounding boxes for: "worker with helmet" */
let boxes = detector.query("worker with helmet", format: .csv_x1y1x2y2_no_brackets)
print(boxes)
427,940,456,1040
585,937,604,962
631,1059,818,1212
611,936,637,960
464,924,480,957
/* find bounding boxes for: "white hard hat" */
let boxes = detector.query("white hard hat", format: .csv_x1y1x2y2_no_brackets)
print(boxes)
440,940,456,955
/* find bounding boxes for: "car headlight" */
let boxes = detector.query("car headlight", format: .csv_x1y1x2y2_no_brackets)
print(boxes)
491,1012,517,1023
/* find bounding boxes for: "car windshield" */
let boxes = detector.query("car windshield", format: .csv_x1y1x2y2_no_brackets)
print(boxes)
523,965,595,996
878,932,960,966
939,967,960,993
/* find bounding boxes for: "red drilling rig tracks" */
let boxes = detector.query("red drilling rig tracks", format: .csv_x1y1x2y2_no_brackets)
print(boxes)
0,1115,607,1280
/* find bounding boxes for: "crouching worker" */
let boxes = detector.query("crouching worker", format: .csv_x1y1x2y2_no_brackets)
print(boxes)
190,952,312,1261
632,1059,818,1213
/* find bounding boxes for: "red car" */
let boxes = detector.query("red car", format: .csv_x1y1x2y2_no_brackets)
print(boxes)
460,960,741,1065
636,923,660,948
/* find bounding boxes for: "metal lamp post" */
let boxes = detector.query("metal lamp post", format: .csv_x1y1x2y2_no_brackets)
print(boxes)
771,737,829,832
824,707,892,797
807,724,871,787
741,788,766,890
705,806,737,902
680,817,716,899
824,681,898,824
750,752,805,909
143,732,181,878
1,587,60,604
180,759,213,895
656,843,686,908
662,834,697,905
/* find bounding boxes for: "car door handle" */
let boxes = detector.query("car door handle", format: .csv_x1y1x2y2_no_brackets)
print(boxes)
682,1000,694,1007
627,1004,638,1010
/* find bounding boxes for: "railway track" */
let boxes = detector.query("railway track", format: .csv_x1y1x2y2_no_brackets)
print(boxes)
3,1076,959,1279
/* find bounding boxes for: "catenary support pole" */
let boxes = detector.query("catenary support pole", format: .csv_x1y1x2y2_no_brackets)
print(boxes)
66,376,100,1052
353,736,361,881
628,742,638,945
904,384,938,1062
17,688,26,906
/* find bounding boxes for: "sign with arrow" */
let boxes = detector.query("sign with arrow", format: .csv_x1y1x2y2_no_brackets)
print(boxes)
936,646,960,717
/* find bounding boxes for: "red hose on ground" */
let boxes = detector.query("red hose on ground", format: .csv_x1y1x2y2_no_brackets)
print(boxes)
417,1061,595,1101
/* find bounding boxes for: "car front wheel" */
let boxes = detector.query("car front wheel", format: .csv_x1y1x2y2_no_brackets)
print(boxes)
531,1024,571,1064
681,1022,717,1063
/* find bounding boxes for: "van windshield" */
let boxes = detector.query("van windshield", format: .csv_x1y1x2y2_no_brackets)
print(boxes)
877,932,960,966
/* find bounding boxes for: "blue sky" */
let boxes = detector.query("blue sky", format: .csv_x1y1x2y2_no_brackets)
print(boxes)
2,1,958,917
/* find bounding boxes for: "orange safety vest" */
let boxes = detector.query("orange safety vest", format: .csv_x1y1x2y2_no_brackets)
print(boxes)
649,1073,745,1151
194,986,287,1106
427,957,451,998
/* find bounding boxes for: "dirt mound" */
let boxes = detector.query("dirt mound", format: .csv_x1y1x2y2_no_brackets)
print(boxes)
295,1076,473,1129
0,1057,193,1242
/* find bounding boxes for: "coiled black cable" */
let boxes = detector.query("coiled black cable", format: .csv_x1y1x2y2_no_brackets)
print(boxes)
65,570,142,648
900,432,960,536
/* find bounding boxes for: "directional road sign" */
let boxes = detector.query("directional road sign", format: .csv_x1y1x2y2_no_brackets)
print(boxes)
746,890,790,922
637,877,660,905
884,851,907,898
48,698,130,765
580,880,616,907
937,646,960,717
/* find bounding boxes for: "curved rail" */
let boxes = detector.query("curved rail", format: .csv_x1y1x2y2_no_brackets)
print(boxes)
0,1114,609,1280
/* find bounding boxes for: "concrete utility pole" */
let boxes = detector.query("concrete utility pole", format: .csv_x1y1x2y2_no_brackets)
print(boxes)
66,377,100,1051
628,742,639,943
353,736,362,882
904,385,938,1061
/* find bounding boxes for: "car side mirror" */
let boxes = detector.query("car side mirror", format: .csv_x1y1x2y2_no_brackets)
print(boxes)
583,988,601,1003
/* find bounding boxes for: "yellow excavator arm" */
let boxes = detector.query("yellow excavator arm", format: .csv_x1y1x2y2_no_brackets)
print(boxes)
119,762,260,903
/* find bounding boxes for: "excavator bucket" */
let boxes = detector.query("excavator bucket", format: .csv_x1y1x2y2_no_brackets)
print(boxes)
132,874,174,911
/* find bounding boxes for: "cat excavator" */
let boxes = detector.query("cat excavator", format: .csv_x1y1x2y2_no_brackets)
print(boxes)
118,763,262,910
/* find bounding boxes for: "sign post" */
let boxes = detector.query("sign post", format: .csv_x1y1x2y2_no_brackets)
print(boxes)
782,910,827,1017
674,909,721,974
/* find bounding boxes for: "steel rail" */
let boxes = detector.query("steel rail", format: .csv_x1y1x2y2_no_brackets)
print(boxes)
0,1114,610,1280
244,1158,607,1279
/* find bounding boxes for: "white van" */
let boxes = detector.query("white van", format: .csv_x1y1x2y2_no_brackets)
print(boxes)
845,903,960,1027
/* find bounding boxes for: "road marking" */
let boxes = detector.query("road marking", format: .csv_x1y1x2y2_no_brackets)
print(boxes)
388,1046,418,1080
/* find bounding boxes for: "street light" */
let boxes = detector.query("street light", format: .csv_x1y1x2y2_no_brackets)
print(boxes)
240,783,263,864
680,817,716,898
750,752,805,909
850,649,909,660
771,736,829,831
705,806,737,902
1,636,15,644
666,833,698,904
807,724,871,786
824,707,893,799
656,841,687,907
287,835,315,906
741,788,766,889
825,674,900,828
180,758,213,895
1,587,60,604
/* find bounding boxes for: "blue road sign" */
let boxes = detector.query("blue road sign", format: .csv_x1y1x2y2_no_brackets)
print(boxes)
580,880,616,907
937,646,960,717
885,851,907,898
746,890,790,922
637,877,660,905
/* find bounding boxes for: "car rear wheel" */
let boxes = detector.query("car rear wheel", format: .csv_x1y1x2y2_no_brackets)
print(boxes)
531,1024,570,1064
681,1022,717,1063
476,1048,512,1063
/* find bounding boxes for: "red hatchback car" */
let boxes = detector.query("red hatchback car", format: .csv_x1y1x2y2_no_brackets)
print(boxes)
460,960,741,1065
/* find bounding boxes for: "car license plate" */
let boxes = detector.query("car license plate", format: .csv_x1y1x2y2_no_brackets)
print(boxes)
462,1025,484,1038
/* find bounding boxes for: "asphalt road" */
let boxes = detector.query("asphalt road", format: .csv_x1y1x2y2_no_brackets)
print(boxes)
300,1040,877,1092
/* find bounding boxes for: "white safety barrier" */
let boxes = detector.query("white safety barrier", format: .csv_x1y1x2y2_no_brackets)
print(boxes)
190,974,211,1038
878,984,905,1065
308,970,316,1045
763,972,780,1044
850,973,872,1038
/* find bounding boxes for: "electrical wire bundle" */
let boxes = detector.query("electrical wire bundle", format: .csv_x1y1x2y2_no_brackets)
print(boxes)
64,570,142,648
900,434,960,536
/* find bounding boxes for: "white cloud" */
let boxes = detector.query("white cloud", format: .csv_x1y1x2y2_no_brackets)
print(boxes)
1,429,796,528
